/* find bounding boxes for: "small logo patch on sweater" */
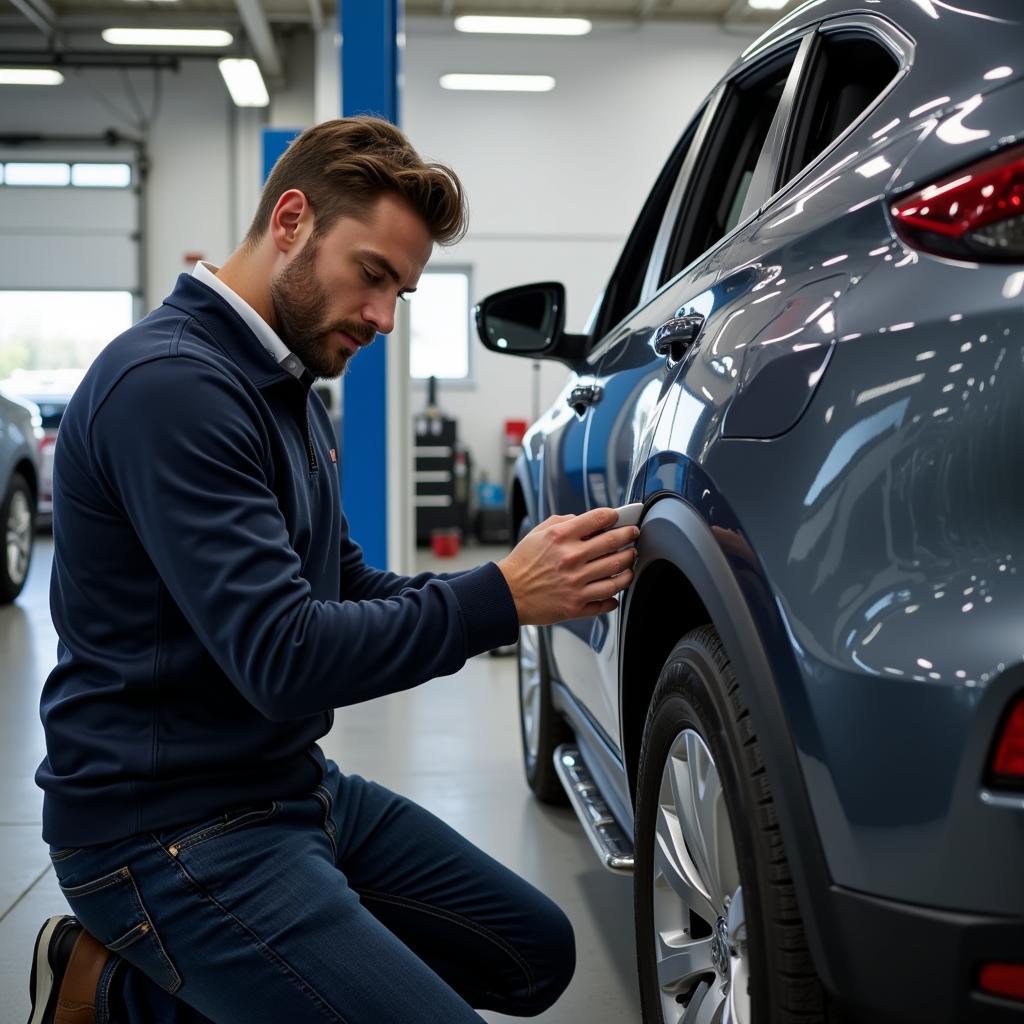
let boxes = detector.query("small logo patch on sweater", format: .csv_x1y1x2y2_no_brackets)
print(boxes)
329,448,337,463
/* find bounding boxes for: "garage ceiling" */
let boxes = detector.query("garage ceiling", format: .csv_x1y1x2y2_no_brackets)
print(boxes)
0,0,787,70
1,0,789,33
405,0,779,21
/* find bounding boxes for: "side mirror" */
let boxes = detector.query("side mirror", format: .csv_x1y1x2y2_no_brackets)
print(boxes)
475,282,588,366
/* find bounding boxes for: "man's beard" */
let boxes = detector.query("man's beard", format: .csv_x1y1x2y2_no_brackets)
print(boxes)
270,240,375,379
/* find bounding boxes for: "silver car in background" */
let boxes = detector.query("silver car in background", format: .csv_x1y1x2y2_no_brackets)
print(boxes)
0,369,84,523
0,389,40,603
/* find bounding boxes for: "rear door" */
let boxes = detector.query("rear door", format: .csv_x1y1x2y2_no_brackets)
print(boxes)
556,40,806,743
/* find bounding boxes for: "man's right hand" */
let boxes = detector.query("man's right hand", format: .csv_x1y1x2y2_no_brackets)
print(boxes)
497,508,638,626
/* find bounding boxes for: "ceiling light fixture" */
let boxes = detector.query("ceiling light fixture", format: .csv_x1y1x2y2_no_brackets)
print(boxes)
440,73,555,92
0,68,64,85
102,27,233,47
218,58,269,107
454,16,591,36
747,0,789,9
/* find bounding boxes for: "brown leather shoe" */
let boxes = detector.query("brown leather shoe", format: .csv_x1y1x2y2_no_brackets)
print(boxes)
27,916,110,1024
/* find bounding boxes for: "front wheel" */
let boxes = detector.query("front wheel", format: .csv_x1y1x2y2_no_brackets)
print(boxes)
516,522,571,804
634,625,828,1023
0,472,34,604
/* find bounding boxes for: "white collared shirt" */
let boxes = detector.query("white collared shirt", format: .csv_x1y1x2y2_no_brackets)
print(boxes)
192,261,307,380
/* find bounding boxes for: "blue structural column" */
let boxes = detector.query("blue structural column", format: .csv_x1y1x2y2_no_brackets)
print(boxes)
261,128,299,183
340,1,401,568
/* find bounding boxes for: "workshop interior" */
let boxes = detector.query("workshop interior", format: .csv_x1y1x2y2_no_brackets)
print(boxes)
1,0,1023,1022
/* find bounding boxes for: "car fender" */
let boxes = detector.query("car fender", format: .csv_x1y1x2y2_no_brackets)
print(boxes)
623,492,848,993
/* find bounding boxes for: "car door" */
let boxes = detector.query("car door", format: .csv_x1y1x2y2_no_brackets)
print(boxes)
569,36,815,749
552,39,808,743
646,17,910,493
544,111,709,714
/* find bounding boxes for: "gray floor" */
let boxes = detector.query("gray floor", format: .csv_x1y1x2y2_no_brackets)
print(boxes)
0,537,640,1023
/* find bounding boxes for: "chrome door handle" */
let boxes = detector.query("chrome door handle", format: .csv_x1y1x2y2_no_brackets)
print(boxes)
653,313,705,362
567,384,602,416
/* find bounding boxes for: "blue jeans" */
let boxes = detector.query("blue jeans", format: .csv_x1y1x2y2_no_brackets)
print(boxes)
49,760,575,1023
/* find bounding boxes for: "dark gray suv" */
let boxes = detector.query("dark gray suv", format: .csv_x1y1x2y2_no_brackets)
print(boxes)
476,2,1024,1021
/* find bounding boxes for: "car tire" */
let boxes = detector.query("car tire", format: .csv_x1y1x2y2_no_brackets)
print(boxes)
516,521,571,805
634,625,829,1023
0,472,35,604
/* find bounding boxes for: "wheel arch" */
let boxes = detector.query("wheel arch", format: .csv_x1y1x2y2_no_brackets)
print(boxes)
509,450,539,533
621,493,845,994
12,457,38,504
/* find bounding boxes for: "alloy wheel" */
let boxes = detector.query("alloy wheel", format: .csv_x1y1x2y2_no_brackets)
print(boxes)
651,728,750,1024
518,623,542,762
6,487,31,587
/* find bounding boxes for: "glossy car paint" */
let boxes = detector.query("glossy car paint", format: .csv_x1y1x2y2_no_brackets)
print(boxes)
505,0,1024,1017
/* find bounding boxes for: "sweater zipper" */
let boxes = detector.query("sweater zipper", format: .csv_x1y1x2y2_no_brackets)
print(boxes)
297,375,318,476
305,421,318,475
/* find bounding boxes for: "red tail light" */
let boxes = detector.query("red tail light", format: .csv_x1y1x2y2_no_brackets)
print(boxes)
979,962,1024,1002
891,143,1024,261
989,696,1024,785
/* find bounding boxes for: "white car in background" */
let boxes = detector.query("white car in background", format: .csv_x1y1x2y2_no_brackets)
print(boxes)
0,369,84,523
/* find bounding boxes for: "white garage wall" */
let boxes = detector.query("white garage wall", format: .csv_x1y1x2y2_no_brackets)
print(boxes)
0,37,314,308
401,18,751,484
0,20,750,486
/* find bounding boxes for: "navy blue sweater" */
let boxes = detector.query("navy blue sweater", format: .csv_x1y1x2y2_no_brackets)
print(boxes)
37,274,518,846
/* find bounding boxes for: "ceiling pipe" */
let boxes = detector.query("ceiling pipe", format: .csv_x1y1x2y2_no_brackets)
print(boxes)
306,0,323,32
6,0,54,37
232,0,282,79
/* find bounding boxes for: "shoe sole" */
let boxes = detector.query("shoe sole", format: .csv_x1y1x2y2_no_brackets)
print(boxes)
27,916,62,1024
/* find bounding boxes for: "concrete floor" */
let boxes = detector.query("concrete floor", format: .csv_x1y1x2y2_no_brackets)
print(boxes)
0,537,641,1024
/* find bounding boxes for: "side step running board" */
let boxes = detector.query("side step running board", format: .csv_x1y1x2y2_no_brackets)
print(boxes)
553,744,634,875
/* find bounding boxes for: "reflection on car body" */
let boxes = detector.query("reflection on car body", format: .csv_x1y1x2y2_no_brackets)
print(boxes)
477,2,1024,1021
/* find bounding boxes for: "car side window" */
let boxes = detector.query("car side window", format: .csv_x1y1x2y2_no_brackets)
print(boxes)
659,47,798,285
781,32,899,182
590,121,698,343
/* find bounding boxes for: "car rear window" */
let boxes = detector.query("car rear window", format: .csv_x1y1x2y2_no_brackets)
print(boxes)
782,33,899,182
661,48,797,283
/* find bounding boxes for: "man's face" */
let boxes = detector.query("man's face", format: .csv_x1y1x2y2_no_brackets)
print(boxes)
270,192,433,379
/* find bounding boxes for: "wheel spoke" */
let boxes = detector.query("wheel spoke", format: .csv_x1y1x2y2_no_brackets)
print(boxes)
693,748,737,908
656,932,715,991
654,802,717,923
669,734,717,909
518,626,542,758
6,490,32,585
685,978,725,1024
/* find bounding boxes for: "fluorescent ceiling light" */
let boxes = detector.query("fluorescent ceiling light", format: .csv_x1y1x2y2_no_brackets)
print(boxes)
102,27,233,46
747,0,789,8
218,58,269,107
0,68,64,85
440,73,555,92
454,16,591,36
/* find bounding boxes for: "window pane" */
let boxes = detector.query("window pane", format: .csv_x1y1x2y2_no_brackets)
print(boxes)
662,52,795,283
786,37,898,180
0,290,134,377
409,272,470,380
71,162,132,188
4,162,70,186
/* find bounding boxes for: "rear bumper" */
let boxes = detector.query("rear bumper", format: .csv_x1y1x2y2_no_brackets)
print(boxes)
826,885,1024,1023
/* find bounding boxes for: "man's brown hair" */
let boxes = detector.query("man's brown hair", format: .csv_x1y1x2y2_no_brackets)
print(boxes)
245,116,467,248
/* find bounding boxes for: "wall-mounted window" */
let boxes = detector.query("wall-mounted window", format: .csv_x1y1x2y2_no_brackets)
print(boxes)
0,290,134,377
409,269,471,381
0,161,132,188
